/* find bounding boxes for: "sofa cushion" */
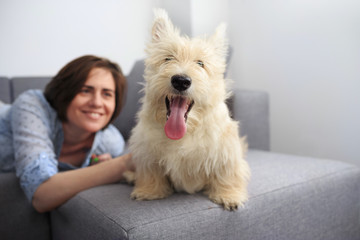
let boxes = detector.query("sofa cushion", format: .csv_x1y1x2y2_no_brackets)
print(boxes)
0,77,11,103
113,60,145,140
0,173,51,240
232,88,270,151
11,77,52,100
50,150,360,240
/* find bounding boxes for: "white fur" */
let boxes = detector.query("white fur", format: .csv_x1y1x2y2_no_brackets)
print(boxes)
127,9,250,210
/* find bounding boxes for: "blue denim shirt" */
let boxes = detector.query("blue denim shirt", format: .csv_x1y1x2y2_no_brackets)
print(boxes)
0,89,125,202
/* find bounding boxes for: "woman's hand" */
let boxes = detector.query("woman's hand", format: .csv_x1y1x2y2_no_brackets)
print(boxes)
90,153,135,172
90,153,112,165
118,153,136,184
90,153,136,182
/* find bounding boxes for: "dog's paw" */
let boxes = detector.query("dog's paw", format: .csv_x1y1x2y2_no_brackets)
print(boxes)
209,194,248,211
213,199,242,211
130,187,173,201
123,170,136,185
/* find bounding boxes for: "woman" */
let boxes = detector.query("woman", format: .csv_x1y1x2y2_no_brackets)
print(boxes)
0,55,134,212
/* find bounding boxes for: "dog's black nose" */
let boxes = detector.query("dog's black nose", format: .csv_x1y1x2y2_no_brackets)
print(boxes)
171,75,192,92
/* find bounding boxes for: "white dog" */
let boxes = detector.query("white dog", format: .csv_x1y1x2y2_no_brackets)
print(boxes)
127,9,250,210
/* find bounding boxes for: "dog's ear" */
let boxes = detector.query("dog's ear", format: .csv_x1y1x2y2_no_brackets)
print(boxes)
152,8,177,42
210,23,229,59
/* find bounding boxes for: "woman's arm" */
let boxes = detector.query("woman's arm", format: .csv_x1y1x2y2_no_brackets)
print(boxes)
32,153,133,213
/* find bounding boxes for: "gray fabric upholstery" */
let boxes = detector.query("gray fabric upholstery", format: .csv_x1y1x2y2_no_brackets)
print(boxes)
0,77,11,103
232,88,270,151
113,60,145,141
51,150,360,240
11,77,52,100
0,173,51,240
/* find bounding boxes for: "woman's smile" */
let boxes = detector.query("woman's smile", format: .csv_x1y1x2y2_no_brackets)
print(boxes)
82,110,104,120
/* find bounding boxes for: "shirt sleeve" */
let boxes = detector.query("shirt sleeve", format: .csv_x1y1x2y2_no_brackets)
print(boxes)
93,124,125,158
11,90,59,202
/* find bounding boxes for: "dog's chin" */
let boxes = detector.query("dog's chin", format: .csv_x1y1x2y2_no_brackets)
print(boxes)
164,95,194,140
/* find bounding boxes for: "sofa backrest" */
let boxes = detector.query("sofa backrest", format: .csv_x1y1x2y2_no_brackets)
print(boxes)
113,60,145,140
12,77,52,100
0,77,12,104
0,60,270,150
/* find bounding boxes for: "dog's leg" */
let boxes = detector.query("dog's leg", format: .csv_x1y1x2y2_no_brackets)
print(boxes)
123,170,136,185
207,175,248,210
131,165,173,200
206,160,250,210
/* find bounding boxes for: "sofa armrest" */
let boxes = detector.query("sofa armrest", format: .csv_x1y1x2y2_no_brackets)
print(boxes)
230,89,270,151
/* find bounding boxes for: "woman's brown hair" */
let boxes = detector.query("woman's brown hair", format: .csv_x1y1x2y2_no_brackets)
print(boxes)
44,55,127,128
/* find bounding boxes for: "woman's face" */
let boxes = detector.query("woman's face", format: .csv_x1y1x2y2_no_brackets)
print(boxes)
66,68,116,133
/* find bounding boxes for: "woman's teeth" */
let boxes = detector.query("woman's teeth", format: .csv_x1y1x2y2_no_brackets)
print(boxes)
88,112,101,119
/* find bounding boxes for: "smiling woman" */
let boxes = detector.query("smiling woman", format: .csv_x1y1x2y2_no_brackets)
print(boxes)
0,55,134,212
44,55,127,128
65,68,116,134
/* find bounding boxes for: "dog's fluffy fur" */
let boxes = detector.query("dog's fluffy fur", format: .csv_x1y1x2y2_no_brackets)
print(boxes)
128,9,250,210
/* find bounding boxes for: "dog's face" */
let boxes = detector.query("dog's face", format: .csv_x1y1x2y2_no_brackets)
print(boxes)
143,9,229,140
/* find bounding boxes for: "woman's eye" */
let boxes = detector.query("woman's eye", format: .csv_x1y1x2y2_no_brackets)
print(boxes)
103,91,114,98
196,60,204,68
80,88,90,94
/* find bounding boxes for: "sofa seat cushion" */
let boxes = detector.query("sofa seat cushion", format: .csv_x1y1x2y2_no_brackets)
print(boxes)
51,150,360,240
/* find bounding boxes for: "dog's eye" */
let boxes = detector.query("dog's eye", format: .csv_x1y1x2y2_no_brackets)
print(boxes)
196,60,204,68
165,56,174,62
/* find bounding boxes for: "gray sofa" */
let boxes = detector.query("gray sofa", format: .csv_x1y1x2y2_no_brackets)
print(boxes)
1,60,359,240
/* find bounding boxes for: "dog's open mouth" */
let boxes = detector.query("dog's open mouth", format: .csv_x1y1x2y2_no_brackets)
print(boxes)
164,96,194,140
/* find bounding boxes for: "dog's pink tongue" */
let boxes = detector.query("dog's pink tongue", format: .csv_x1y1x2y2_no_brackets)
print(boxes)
165,96,188,140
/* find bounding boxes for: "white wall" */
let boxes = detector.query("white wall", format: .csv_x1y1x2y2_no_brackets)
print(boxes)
228,0,360,166
159,0,229,37
1,0,359,166
0,0,158,76
191,0,229,37
160,0,192,36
